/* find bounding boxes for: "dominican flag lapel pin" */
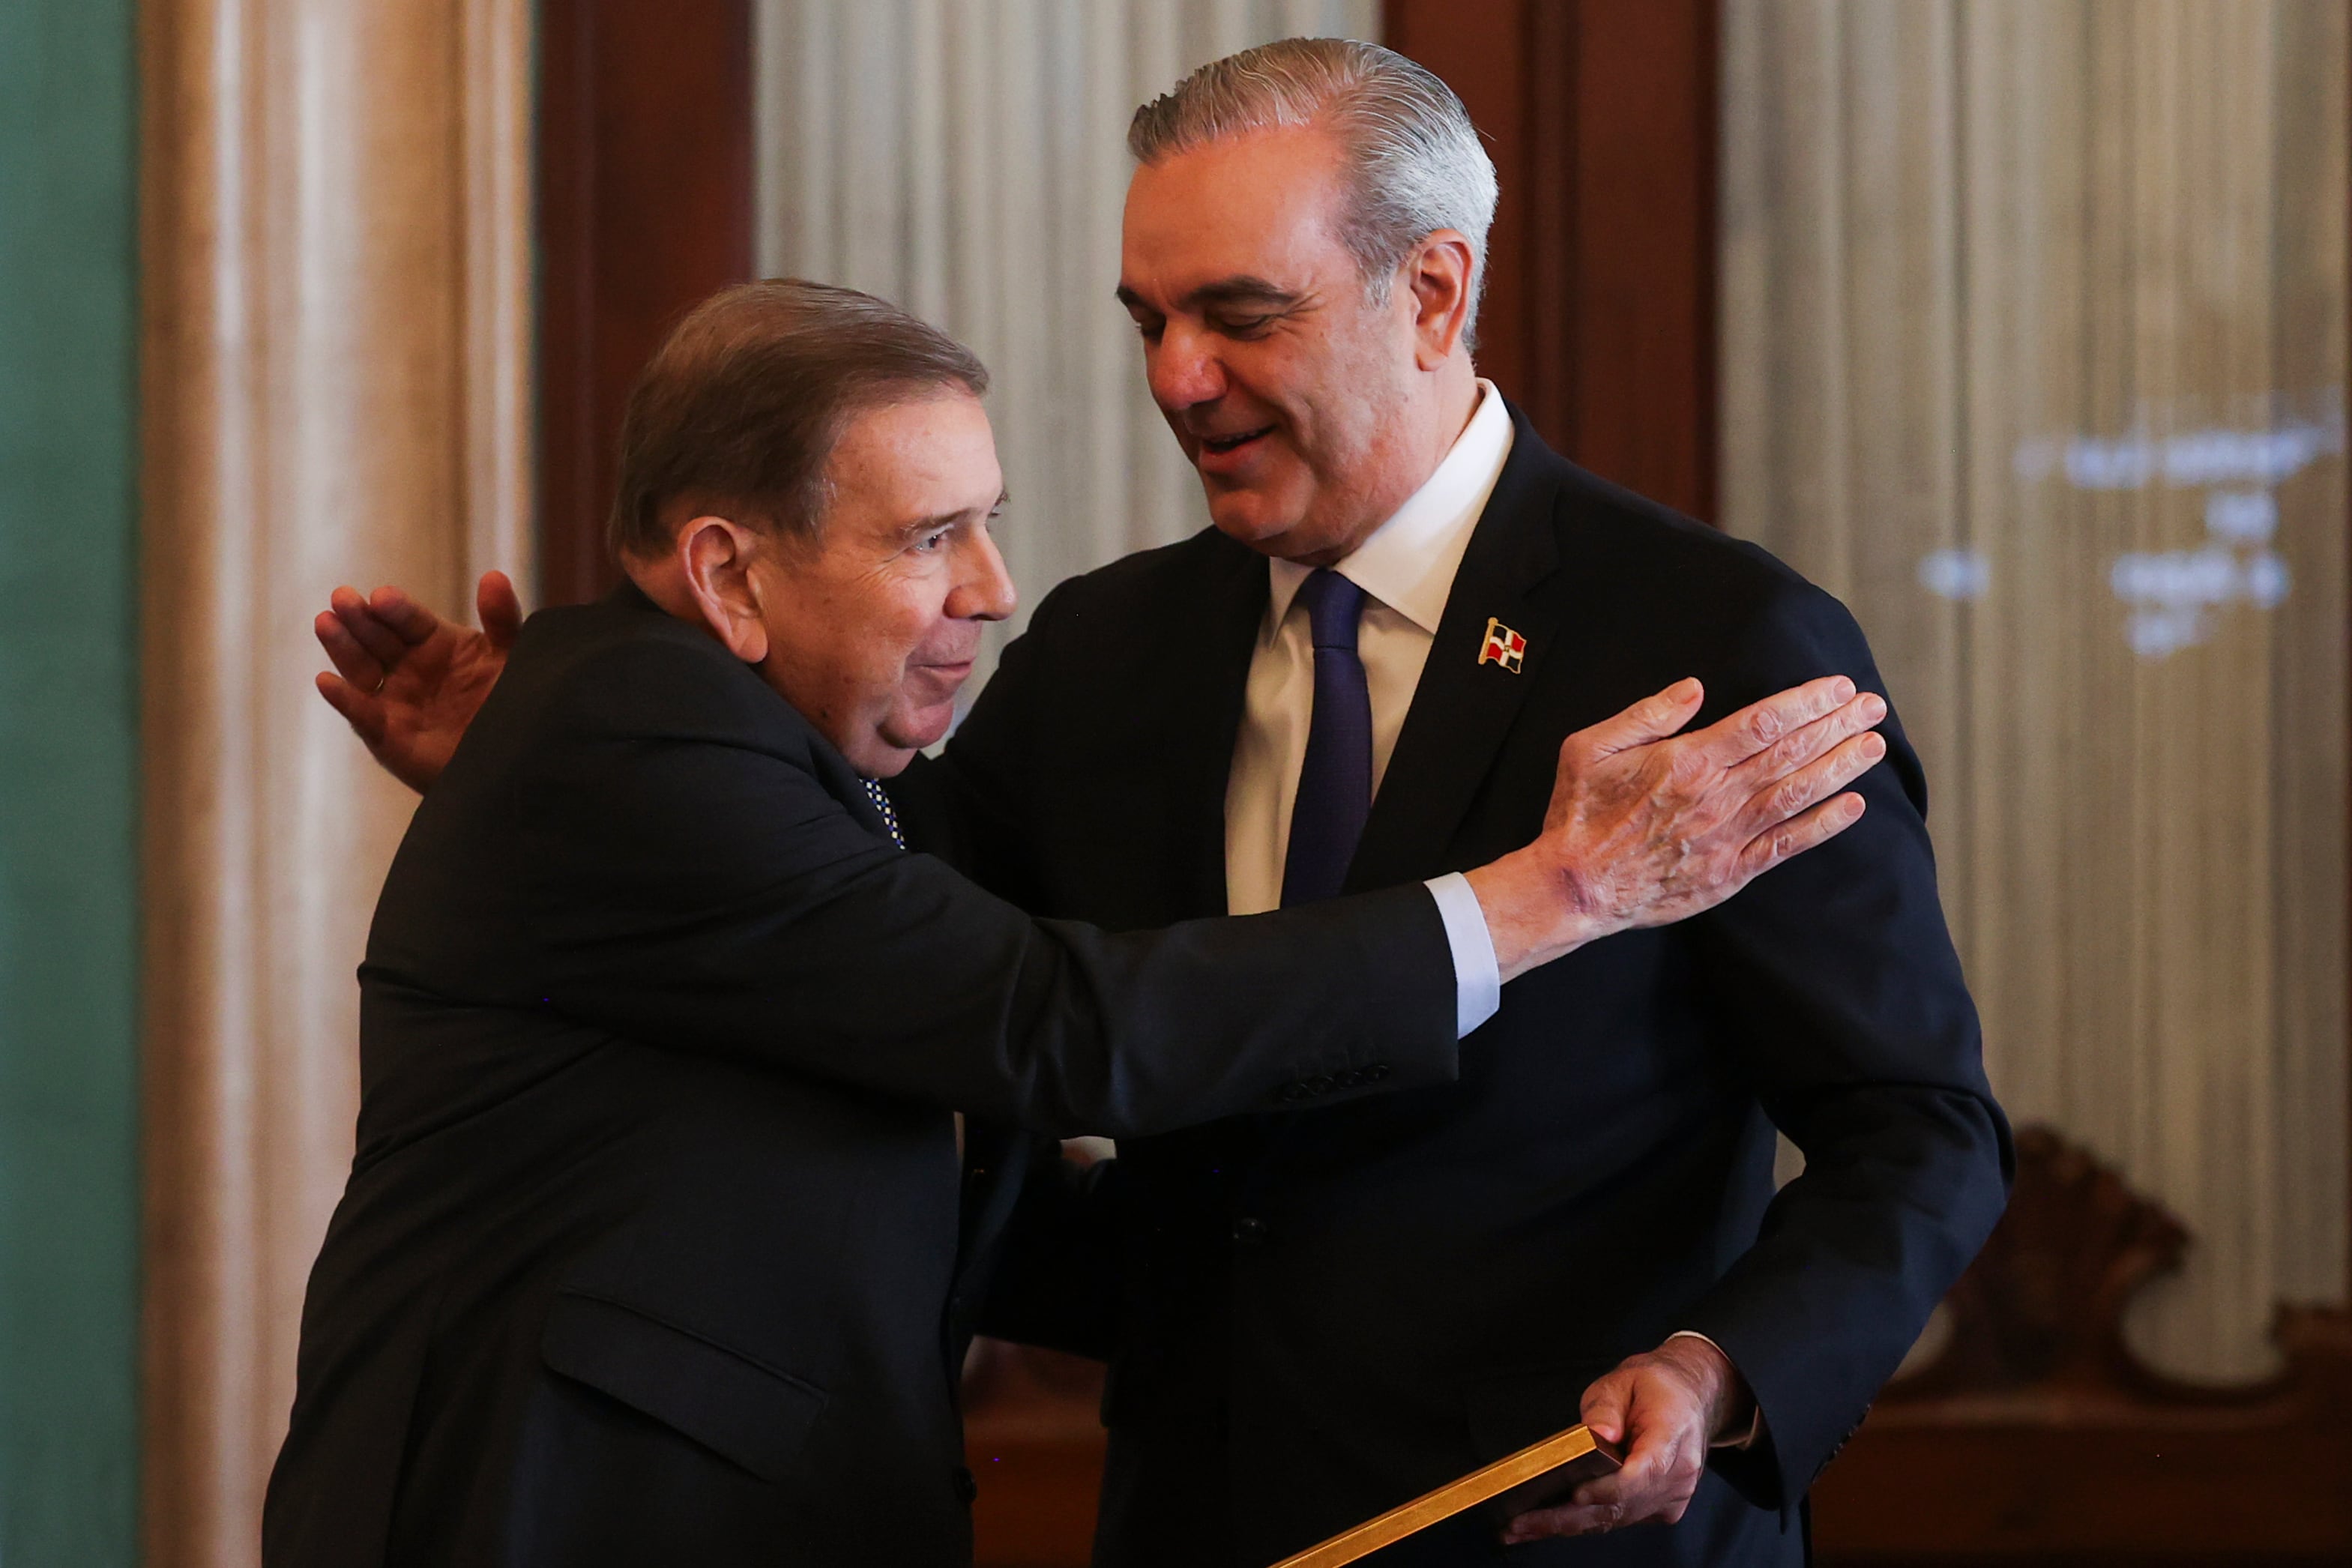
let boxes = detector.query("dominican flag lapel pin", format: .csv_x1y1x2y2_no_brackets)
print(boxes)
1478,617,1528,674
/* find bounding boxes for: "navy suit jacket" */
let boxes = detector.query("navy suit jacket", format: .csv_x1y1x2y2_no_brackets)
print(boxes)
905,405,2012,1567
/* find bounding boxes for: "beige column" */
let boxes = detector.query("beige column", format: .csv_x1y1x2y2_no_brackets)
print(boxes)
138,1,532,1562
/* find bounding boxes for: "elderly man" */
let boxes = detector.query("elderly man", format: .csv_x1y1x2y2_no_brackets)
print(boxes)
317,39,2006,1568
278,277,1880,1568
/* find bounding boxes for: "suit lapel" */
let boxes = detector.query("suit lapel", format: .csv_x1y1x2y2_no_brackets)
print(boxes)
1163,534,1273,918
798,702,900,847
1345,406,1567,892
607,579,907,849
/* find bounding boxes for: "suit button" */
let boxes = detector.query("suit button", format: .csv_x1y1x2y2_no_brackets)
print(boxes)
1277,1082,1314,1103
1362,1064,1390,1082
1303,1075,1335,1096
1231,1216,1270,1245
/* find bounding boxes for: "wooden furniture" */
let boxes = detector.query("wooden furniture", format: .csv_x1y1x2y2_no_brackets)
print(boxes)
1815,1127,2352,1567
962,1341,1109,1568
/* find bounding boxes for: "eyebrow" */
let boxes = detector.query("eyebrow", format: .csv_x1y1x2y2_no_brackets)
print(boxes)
1116,276,1303,313
896,489,1009,540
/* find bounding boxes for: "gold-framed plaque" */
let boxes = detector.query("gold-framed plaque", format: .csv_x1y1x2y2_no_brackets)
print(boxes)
1269,1423,1623,1567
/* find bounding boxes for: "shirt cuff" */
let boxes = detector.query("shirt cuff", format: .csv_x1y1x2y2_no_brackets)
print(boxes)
1423,872,1501,1038
1665,1330,1764,1450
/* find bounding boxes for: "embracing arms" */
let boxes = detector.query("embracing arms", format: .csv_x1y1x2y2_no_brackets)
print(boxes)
322,573,1889,983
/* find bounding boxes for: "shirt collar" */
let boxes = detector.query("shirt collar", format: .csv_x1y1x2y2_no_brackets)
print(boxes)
1266,379,1516,637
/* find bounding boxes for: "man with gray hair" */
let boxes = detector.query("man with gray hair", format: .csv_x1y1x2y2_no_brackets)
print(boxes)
317,35,2007,1568
944,37,2006,1567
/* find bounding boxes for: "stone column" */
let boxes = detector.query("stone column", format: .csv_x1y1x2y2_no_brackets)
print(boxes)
137,1,531,1561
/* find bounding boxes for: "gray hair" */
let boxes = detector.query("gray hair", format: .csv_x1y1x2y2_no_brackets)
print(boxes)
1128,37,1498,344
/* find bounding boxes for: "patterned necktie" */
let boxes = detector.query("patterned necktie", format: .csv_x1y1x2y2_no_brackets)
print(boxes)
1281,569,1373,907
862,778,905,849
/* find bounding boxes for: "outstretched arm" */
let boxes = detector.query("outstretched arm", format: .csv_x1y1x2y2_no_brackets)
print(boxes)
315,569,521,792
460,634,1883,1136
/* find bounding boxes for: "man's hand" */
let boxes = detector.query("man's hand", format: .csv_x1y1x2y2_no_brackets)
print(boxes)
1466,675,1885,979
1502,1336,1753,1544
315,570,522,794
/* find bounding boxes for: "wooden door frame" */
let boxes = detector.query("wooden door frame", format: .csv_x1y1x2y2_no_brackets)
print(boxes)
1384,0,1719,522
534,0,756,606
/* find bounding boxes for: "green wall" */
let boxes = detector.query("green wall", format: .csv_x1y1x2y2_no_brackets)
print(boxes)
0,0,142,1560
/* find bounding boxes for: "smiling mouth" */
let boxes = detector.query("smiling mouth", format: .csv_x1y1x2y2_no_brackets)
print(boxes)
1198,426,1274,456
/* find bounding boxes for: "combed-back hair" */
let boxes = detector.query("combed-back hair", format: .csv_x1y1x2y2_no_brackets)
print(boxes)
608,278,989,560
1127,37,1498,343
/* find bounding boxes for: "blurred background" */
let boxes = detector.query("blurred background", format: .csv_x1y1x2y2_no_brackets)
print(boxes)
1,1,2345,1564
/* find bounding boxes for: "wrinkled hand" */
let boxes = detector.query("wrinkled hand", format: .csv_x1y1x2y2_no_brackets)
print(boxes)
1467,675,1886,979
1504,1336,1752,1544
315,570,522,794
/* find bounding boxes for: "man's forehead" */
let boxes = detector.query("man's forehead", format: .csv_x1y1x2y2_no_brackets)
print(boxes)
854,460,1002,524
827,396,1001,517
1119,125,1353,296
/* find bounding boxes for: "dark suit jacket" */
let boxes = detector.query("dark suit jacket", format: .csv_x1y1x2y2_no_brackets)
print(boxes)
909,405,2014,1567
261,587,1467,1568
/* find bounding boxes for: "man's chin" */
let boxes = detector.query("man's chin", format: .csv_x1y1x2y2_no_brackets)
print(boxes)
869,705,956,770
1209,495,1359,564
1204,489,1306,550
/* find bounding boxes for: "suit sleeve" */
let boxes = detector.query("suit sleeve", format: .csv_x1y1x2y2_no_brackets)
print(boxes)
501,634,1460,1139
1674,579,2014,1512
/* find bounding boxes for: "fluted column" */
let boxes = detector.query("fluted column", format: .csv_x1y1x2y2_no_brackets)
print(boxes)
138,1,531,1561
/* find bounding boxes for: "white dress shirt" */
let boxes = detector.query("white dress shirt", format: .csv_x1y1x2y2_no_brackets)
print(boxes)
1224,381,1515,1036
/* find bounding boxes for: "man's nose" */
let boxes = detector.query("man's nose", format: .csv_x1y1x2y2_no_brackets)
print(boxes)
1148,320,1226,412
947,528,1017,622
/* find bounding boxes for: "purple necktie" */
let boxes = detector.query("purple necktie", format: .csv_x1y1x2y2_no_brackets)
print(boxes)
1281,569,1373,907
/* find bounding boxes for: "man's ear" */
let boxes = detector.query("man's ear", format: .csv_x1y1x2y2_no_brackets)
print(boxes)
1405,229,1476,370
676,516,771,663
